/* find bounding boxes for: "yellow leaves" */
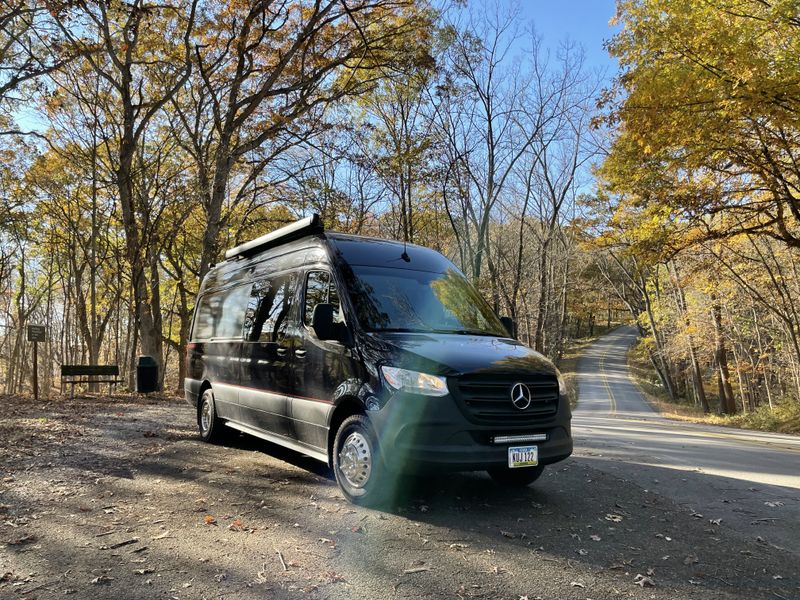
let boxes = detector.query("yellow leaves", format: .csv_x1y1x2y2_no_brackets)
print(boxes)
599,0,800,255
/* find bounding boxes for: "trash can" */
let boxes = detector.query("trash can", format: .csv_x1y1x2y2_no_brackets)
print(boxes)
136,355,159,393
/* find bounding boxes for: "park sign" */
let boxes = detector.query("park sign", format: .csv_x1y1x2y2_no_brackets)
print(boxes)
27,324,46,343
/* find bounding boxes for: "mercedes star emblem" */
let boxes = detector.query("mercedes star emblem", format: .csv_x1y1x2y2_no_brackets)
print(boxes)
511,382,532,410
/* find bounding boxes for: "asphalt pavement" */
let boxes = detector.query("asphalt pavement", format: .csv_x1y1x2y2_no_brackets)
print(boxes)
573,325,800,555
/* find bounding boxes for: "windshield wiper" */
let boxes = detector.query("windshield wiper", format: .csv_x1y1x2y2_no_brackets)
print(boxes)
373,327,501,336
422,328,500,336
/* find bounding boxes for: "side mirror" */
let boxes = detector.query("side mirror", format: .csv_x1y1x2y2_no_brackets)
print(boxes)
500,316,515,338
312,303,337,341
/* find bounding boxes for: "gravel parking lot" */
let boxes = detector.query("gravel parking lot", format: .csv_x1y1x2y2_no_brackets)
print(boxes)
1,394,798,600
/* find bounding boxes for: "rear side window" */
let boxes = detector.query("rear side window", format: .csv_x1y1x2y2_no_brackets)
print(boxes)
244,273,299,343
304,271,343,325
193,284,251,340
193,293,222,340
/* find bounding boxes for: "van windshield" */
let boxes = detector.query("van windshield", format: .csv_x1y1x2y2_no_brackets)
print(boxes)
345,265,508,336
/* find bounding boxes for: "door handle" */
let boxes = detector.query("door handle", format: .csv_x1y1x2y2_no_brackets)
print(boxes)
295,349,307,358
276,347,287,356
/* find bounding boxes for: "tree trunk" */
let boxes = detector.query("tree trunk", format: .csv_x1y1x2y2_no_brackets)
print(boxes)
669,262,708,411
534,239,550,353
711,298,736,414
642,276,677,401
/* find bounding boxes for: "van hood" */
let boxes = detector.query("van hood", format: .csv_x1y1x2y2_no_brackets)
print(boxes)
363,332,557,377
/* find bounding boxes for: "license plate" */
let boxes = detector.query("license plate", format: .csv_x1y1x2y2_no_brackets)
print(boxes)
508,445,538,468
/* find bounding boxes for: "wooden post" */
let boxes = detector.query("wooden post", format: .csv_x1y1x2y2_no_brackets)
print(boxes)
27,325,46,401
32,341,38,402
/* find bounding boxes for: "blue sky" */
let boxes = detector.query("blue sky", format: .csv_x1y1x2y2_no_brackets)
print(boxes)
521,0,619,79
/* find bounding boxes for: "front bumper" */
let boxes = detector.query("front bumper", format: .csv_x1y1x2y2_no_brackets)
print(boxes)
368,392,573,473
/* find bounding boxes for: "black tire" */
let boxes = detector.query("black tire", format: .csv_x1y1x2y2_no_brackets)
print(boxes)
487,464,545,487
332,415,388,506
197,388,233,444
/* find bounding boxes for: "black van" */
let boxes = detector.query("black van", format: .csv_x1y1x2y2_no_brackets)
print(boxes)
185,215,572,504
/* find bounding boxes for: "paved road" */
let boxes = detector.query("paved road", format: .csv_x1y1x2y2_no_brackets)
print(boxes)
573,325,800,555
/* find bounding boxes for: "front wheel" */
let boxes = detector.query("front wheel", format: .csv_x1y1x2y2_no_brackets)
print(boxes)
333,415,388,506
488,464,545,487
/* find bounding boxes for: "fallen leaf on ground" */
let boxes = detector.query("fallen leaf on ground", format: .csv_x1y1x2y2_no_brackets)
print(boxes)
7,534,35,545
500,530,516,538
634,574,655,587
228,519,244,531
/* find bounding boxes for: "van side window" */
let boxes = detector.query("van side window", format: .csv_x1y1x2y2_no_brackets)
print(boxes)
218,285,251,338
245,273,298,343
304,271,342,325
193,285,250,340
193,293,221,340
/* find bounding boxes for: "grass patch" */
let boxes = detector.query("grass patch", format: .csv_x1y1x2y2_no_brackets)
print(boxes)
627,339,800,435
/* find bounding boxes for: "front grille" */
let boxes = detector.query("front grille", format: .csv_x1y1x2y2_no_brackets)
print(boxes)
451,374,559,425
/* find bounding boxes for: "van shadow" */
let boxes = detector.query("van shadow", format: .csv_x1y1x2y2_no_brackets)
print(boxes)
218,431,335,480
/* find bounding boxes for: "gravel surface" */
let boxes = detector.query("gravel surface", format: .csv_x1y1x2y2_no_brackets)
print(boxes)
1,393,798,600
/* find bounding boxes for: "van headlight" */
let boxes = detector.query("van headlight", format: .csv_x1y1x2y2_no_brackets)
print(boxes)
381,366,449,397
556,368,568,398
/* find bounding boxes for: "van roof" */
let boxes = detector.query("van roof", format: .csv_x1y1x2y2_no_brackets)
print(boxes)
220,214,453,271
203,217,457,293
326,233,455,273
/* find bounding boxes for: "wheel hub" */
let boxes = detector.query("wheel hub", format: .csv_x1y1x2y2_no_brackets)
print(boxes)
200,398,211,433
338,432,372,488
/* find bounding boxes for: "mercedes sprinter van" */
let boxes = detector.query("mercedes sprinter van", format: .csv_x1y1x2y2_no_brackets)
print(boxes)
185,215,572,504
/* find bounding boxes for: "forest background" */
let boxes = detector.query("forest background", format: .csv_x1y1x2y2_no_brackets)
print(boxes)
1,0,799,432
